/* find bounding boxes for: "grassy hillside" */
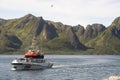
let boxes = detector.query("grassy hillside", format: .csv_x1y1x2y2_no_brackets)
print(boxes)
0,14,120,54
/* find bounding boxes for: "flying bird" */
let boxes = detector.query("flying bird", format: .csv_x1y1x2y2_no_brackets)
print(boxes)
51,5,53,7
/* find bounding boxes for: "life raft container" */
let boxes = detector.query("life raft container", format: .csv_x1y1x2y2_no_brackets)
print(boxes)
25,50,44,58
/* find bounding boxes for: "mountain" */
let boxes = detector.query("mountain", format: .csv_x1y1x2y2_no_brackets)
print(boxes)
0,14,87,54
0,14,120,54
0,31,22,52
73,24,106,44
86,17,120,54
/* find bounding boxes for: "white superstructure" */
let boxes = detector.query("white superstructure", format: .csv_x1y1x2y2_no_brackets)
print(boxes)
11,57,53,70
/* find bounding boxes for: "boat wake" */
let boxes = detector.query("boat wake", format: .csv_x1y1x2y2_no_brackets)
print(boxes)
52,63,83,69
52,65,70,68
52,59,112,69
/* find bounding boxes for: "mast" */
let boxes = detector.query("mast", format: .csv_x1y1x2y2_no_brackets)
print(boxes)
30,36,44,55
31,36,37,50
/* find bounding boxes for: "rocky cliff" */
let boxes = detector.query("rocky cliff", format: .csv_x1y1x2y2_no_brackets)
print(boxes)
0,14,120,54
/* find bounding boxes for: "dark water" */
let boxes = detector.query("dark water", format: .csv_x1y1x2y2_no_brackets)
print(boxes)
0,55,120,80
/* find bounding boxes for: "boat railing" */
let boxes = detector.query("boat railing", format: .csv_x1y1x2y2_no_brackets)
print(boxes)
17,58,45,63
31,59,45,63
17,58,26,62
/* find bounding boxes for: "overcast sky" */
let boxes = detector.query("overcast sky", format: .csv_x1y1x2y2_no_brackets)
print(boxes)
0,0,120,27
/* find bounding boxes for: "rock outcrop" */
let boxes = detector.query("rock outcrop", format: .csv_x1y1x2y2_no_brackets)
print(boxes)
0,14,120,54
84,24,106,40
105,76,120,80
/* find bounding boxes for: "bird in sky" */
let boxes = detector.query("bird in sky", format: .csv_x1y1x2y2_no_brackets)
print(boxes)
51,5,53,7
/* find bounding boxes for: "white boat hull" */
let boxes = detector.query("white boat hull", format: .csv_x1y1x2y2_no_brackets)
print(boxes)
11,59,53,70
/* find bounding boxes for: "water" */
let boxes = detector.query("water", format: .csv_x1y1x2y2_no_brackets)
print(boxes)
0,55,120,80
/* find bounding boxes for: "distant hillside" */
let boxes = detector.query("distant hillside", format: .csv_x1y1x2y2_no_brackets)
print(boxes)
85,17,120,54
0,14,120,54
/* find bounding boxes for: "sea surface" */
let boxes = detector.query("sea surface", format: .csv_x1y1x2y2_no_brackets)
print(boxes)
0,55,120,80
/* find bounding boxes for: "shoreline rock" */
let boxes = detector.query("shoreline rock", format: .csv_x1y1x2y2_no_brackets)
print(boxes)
105,76,120,80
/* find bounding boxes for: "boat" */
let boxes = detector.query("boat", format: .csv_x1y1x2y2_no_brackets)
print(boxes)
11,37,53,70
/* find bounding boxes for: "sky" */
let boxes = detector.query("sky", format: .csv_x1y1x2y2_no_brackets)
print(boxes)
0,0,120,27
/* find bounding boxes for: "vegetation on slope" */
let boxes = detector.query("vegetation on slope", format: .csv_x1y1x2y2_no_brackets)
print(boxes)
0,14,120,54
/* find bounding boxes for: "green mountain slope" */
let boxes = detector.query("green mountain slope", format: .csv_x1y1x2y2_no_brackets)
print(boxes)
0,14,120,54
0,14,87,54
86,17,120,54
